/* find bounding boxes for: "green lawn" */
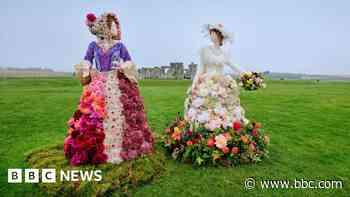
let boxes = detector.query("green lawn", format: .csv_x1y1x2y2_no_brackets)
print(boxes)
0,78,349,196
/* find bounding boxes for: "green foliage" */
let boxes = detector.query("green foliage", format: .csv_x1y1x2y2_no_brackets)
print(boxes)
24,143,166,196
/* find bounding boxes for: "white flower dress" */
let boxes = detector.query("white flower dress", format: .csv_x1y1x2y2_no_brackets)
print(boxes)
184,45,249,130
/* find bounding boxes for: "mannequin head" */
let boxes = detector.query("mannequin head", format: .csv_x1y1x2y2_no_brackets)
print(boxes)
209,28,224,46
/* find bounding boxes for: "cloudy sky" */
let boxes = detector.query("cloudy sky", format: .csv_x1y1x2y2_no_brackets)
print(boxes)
1,0,349,75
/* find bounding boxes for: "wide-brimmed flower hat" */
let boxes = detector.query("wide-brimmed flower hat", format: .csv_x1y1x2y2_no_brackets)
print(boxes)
202,24,233,43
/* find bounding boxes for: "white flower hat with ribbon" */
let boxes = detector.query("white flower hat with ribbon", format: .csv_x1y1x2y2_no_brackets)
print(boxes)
202,24,234,44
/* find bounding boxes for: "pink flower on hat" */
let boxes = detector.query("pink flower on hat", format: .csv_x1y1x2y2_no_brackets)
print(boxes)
85,13,96,26
86,13,96,22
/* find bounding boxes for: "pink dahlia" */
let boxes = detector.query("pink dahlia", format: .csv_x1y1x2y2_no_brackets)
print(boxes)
86,13,96,22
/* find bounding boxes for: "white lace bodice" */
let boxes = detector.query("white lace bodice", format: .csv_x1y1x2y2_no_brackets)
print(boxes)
191,45,242,89
200,45,229,75
199,45,243,76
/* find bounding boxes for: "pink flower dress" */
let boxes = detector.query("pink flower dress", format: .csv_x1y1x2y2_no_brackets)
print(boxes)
64,41,154,166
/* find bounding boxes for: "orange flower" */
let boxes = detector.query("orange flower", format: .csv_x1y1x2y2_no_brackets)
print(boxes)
79,106,91,114
82,87,91,97
207,138,215,148
241,135,249,144
171,127,182,141
94,95,105,107
254,122,262,129
178,121,186,129
174,127,181,134
171,133,181,141
186,140,193,146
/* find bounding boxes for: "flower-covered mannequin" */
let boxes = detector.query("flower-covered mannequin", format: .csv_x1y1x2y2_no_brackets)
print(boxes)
163,24,269,166
185,24,249,129
64,12,154,165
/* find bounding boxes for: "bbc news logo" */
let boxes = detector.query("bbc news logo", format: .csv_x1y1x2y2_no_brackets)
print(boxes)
8,169,102,183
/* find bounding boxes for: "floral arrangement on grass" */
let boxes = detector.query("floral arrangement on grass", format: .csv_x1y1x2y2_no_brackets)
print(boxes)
163,115,269,166
238,71,266,91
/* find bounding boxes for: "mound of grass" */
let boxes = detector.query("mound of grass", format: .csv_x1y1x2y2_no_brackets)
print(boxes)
24,143,166,197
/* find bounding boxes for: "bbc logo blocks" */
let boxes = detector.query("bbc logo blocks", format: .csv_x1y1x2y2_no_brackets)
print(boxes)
8,169,56,183
42,169,56,183
8,169,102,183
8,169,22,183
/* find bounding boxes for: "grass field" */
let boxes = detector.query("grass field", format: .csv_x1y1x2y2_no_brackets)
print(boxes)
0,77,349,196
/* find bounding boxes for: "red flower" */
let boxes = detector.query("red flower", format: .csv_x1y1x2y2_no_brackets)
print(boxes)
95,131,105,142
70,151,88,166
233,121,241,130
92,153,107,164
186,130,193,136
252,129,258,137
221,147,230,154
186,140,193,146
207,138,215,148
71,129,80,138
73,110,82,120
64,136,73,157
95,143,105,153
85,137,97,149
231,147,239,154
86,13,96,22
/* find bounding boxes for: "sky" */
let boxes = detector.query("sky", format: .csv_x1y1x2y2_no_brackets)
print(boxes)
0,0,349,75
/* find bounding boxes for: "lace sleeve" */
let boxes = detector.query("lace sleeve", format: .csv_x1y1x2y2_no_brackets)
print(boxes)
223,50,244,75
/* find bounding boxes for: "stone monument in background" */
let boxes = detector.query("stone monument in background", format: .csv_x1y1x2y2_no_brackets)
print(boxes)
138,62,197,80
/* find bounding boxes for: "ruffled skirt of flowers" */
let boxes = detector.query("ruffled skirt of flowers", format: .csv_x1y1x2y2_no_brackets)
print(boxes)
164,73,269,166
184,73,249,129
64,70,154,166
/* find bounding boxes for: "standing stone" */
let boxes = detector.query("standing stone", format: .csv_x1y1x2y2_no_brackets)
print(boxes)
188,62,197,80
169,62,184,80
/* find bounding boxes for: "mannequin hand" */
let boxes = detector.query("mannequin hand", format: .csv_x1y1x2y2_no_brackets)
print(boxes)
116,66,124,73
90,69,98,78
